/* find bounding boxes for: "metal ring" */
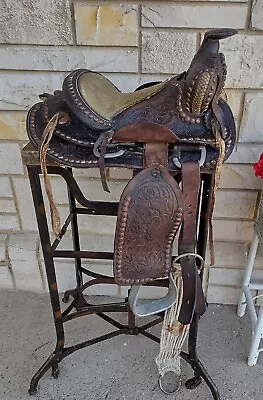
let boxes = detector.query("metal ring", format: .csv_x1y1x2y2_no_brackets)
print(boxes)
198,145,207,166
173,252,205,271
158,374,182,395
172,145,207,168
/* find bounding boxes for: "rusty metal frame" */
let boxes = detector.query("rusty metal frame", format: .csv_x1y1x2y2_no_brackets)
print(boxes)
26,164,220,399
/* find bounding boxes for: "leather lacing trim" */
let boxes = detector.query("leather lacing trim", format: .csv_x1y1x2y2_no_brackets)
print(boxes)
96,131,114,193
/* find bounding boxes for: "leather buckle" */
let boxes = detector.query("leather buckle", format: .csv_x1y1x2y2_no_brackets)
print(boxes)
93,132,125,159
172,145,206,168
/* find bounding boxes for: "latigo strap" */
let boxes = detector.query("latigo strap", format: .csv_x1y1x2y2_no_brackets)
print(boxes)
178,161,207,325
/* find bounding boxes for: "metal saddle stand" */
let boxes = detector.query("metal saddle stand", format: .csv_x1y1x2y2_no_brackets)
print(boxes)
23,28,238,399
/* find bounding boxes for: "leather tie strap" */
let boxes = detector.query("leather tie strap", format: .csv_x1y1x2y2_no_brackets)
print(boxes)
178,161,206,324
97,131,114,193
39,112,61,237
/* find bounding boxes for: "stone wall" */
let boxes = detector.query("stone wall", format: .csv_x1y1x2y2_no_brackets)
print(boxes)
0,0,263,304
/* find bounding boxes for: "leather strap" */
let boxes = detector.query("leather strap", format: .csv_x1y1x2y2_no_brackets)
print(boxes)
178,161,206,324
144,142,168,168
97,131,114,193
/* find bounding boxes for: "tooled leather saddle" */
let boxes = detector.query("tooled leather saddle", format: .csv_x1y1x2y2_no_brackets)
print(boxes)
26,28,237,325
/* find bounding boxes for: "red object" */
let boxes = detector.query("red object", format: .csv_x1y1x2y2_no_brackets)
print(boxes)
253,153,263,179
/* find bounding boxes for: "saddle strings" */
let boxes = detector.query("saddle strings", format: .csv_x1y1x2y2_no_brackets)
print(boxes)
39,112,61,237
207,83,227,266
97,131,114,193
39,114,114,235
208,124,226,266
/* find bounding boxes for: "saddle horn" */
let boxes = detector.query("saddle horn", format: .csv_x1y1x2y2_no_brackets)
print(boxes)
179,28,238,117
198,28,238,54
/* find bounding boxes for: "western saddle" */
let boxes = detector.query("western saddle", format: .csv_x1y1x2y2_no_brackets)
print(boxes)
26,28,237,393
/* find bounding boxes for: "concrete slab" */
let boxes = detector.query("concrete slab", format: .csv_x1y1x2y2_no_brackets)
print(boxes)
0,291,262,400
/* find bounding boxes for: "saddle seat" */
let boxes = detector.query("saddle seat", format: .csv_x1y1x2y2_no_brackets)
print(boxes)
69,71,167,124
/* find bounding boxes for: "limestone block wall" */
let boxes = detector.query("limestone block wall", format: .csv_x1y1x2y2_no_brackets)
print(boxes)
0,0,263,304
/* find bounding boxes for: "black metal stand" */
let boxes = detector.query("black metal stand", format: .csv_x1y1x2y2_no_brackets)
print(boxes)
25,162,220,399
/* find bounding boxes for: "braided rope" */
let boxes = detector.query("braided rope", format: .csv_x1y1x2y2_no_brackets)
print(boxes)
155,263,189,378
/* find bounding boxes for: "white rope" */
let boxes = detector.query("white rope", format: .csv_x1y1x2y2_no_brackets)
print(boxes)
155,263,190,377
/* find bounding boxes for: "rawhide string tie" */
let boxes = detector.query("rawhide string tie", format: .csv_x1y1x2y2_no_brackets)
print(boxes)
208,124,226,266
39,112,61,237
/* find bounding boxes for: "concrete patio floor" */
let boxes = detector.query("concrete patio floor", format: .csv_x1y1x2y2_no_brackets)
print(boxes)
0,290,262,400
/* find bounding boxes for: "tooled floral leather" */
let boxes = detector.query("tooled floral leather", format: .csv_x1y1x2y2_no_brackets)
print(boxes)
114,165,183,285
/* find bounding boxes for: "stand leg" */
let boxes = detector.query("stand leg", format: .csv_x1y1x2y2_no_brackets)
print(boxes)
185,359,221,399
62,168,88,306
183,174,220,399
52,363,60,379
183,315,221,399
27,166,65,394
29,353,62,395
185,314,202,388
67,168,83,290
128,308,136,331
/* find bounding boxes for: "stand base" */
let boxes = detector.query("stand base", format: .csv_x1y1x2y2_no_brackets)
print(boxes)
28,299,220,400
24,163,219,399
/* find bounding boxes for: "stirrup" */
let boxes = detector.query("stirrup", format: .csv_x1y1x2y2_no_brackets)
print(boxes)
128,273,177,317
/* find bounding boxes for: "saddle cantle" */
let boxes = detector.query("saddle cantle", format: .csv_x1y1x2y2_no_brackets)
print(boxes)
26,28,237,326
